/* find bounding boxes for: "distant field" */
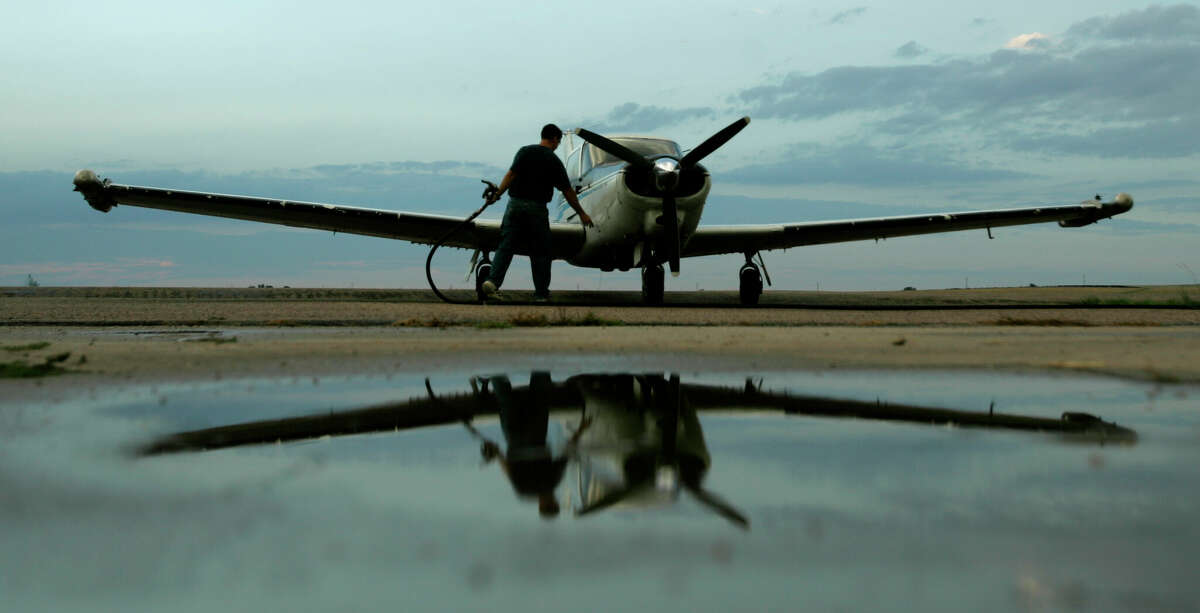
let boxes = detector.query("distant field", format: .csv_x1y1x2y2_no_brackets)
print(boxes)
3,284,1197,307
2,284,1197,328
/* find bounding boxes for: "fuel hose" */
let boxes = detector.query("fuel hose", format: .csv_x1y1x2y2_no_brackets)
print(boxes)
425,180,499,304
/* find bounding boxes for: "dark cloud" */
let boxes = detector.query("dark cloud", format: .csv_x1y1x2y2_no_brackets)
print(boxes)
969,17,995,28
894,41,928,59
736,5,1200,160
1009,116,1200,158
1089,218,1200,234
1139,196,1198,212
829,7,867,25
1112,178,1198,190
1066,4,1200,41
584,102,715,133
724,142,1031,187
308,161,501,177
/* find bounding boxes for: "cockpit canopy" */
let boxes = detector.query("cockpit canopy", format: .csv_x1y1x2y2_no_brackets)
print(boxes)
567,137,682,183
588,138,681,167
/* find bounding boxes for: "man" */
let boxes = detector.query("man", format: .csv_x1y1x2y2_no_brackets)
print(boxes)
481,124,593,302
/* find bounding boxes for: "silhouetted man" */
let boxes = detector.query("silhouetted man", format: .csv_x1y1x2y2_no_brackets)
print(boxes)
481,124,593,302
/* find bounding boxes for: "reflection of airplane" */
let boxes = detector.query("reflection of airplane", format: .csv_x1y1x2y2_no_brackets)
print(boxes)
568,374,749,529
138,373,1136,527
73,117,1134,305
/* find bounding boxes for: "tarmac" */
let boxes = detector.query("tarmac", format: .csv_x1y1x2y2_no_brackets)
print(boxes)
3,285,1199,391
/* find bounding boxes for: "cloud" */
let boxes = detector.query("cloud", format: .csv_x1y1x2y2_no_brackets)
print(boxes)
736,5,1200,160
1004,32,1050,50
584,102,715,133
1007,116,1200,158
894,41,928,59
307,161,502,178
1066,4,1200,41
724,142,1031,187
1139,196,1199,212
829,7,867,25
1,258,176,282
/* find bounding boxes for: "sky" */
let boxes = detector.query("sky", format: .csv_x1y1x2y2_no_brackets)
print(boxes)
1,1,1197,290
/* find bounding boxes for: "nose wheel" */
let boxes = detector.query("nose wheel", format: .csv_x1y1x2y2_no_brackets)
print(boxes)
739,263,762,306
642,264,665,305
474,257,493,303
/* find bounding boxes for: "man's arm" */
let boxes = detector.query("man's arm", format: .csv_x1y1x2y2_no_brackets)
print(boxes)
487,170,516,205
561,187,593,227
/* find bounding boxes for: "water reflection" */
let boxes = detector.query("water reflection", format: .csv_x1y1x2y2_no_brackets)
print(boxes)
139,372,1136,527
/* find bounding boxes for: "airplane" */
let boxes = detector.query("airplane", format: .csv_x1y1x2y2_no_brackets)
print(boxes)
72,117,1135,305
137,372,1136,527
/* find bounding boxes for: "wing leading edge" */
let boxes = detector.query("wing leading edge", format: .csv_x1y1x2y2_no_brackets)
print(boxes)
72,170,585,258
683,195,1133,258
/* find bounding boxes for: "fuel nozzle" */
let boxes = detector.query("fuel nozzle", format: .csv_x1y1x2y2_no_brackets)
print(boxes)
481,179,500,202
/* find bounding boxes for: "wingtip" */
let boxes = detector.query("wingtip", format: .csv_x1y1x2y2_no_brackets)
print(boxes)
73,169,114,212
73,169,100,189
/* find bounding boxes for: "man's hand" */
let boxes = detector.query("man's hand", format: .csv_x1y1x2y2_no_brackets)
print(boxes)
578,211,594,227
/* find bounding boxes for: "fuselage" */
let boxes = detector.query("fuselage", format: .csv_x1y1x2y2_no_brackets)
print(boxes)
552,137,711,270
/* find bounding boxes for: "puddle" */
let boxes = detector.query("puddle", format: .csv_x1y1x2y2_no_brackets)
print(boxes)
2,366,1197,612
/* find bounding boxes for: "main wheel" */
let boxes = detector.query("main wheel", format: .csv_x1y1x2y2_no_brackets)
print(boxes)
642,264,665,305
474,262,493,303
739,264,762,306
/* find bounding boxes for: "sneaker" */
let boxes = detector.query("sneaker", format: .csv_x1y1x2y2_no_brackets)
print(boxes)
533,294,551,303
480,280,507,301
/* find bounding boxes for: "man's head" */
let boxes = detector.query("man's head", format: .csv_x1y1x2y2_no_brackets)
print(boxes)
540,123,563,150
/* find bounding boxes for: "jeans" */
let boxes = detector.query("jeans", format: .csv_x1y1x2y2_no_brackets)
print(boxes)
487,197,552,297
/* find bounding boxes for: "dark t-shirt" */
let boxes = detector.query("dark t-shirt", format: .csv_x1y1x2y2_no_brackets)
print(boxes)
508,144,571,204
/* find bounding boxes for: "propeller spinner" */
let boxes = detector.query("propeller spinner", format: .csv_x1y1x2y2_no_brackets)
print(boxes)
577,117,750,276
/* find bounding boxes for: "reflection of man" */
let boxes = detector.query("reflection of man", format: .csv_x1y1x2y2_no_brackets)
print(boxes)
481,124,593,303
467,372,589,519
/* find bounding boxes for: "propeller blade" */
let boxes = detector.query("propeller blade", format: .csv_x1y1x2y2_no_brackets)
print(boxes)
575,128,652,169
680,116,751,167
662,194,681,276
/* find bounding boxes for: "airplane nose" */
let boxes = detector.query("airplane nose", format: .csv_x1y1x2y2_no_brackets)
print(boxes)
653,157,682,192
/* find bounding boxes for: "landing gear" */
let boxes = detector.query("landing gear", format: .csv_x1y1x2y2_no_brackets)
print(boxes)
642,264,665,305
739,263,762,306
474,256,492,303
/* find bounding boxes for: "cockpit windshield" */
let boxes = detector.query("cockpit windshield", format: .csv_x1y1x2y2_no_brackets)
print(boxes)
588,138,681,167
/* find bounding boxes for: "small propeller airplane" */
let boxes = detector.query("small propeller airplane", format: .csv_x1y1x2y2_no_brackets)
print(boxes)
72,117,1134,305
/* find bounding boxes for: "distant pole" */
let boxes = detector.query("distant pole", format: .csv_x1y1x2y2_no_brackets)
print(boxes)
965,276,969,289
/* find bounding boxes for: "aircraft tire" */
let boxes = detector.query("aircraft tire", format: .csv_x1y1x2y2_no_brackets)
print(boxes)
642,265,665,305
739,264,762,306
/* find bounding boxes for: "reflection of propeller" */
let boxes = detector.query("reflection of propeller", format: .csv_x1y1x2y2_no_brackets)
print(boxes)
576,117,750,276
683,482,749,529
575,373,751,529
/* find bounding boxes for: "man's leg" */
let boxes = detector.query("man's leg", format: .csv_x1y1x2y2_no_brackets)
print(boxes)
487,202,518,289
530,206,552,298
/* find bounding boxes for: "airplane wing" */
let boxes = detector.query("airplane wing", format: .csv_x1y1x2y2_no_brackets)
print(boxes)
72,170,585,257
682,195,1133,258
